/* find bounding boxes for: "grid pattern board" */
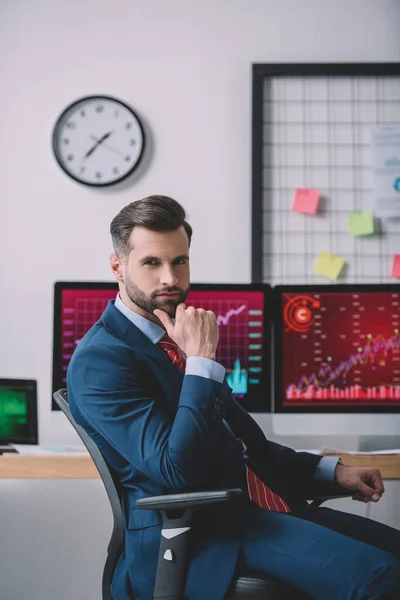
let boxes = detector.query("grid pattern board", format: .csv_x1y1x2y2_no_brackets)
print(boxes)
262,75,400,285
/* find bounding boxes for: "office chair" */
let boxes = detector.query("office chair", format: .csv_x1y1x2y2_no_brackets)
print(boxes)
54,388,350,600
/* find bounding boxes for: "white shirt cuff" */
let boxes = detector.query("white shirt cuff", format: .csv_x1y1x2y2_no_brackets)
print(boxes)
185,356,226,383
314,456,340,481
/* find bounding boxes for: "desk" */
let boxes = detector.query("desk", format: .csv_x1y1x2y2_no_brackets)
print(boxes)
0,453,399,479
339,454,400,479
0,454,98,479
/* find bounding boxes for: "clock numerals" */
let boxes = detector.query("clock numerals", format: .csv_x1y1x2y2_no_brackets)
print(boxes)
125,156,131,162
63,138,70,145
125,122,133,130
80,166,86,174
130,139,136,146
80,109,86,117
66,121,76,129
67,154,74,162
113,167,119,175
96,105,104,113
95,172,102,179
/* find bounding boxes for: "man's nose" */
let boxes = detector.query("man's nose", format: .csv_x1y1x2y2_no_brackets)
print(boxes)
160,266,178,286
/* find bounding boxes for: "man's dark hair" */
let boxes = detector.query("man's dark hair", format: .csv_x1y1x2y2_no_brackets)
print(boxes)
110,195,193,258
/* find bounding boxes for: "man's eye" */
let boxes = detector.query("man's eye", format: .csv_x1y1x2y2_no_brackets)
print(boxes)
144,260,158,266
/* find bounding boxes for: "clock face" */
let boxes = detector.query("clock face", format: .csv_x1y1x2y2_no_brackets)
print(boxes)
52,95,145,187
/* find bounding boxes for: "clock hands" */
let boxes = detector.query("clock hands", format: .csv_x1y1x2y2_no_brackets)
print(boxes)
83,131,113,160
89,135,126,158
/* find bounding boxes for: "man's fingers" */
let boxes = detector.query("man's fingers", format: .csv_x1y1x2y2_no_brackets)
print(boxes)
369,470,385,496
176,303,187,314
357,481,381,502
153,309,173,332
352,493,365,502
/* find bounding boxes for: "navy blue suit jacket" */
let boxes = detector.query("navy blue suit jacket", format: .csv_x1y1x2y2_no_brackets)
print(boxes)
67,300,321,600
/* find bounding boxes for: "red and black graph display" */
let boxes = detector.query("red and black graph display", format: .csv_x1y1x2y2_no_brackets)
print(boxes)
281,291,400,407
59,288,116,385
187,290,265,397
56,287,267,411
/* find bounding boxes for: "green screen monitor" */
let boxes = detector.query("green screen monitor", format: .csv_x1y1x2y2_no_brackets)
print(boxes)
0,379,38,444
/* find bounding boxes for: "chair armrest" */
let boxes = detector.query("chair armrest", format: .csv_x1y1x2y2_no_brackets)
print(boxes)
136,489,244,600
307,481,352,507
136,488,244,511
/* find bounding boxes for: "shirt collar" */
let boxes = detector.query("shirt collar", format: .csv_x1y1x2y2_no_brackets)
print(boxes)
114,293,166,344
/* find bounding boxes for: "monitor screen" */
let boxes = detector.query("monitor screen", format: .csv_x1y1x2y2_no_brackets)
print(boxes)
273,284,400,413
52,282,272,412
0,379,38,444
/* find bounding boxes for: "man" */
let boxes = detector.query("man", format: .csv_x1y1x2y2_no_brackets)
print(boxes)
67,195,400,600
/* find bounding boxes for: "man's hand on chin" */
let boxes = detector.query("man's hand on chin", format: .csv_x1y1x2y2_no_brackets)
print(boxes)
334,462,385,503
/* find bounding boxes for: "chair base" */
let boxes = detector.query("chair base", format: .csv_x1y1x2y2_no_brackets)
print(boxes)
225,572,313,599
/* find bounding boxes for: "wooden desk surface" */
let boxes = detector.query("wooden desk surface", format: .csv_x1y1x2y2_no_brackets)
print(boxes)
337,454,400,479
0,454,99,479
0,453,399,480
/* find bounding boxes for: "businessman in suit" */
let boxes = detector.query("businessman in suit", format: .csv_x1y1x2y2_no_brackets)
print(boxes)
67,195,400,600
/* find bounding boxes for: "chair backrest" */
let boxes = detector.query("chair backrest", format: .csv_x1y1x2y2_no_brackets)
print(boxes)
53,388,124,600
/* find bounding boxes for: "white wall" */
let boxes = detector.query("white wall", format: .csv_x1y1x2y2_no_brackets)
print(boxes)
1,0,399,446
1,1,400,599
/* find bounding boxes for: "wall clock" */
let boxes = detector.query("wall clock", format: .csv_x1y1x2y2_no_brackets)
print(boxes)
52,95,145,187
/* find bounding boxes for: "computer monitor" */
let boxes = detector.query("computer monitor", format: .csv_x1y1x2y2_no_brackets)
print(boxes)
0,379,38,444
52,282,272,413
272,284,400,436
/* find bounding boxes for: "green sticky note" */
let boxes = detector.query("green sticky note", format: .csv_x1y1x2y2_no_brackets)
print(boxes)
348,211,374,236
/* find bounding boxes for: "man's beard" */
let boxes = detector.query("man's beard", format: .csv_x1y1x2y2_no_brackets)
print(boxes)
124,277,190,318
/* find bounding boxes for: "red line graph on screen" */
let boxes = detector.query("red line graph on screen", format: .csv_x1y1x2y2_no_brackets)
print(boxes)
216,304,246,326
188,298,256,395
287,334,400,396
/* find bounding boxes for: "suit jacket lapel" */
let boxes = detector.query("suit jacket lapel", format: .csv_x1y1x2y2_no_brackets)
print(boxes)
101,300,184,398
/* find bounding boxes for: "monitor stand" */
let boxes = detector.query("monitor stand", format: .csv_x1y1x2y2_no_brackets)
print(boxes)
357,435,400,452
271,414,400,436
0,444,19,455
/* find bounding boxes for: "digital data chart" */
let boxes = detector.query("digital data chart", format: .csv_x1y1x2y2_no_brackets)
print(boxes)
186,290,266,397
280,290,400,408
56,287,268,408
59,288,116,385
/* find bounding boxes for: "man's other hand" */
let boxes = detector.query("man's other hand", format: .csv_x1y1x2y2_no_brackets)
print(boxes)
334,463,385,503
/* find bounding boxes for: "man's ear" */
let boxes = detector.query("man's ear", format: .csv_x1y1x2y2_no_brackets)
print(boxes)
110,253,125,282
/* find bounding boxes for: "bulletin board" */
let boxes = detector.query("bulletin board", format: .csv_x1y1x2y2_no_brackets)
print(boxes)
251,63,400,285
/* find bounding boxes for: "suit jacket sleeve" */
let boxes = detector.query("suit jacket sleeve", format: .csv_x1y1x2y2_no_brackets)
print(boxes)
68,344,228,490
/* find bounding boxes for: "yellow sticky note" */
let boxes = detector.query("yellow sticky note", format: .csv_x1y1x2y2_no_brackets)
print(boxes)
348,211,374,236
314,252,345,281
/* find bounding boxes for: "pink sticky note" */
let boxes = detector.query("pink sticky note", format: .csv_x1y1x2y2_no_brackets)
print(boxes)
292,189,320,215
391,255,400,278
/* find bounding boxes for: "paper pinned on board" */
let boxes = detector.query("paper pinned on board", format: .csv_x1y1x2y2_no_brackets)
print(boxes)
372,124,400,218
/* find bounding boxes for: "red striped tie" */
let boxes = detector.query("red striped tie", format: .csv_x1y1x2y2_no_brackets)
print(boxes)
245,465,291,513
158,333,186,374
158,334,289,512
